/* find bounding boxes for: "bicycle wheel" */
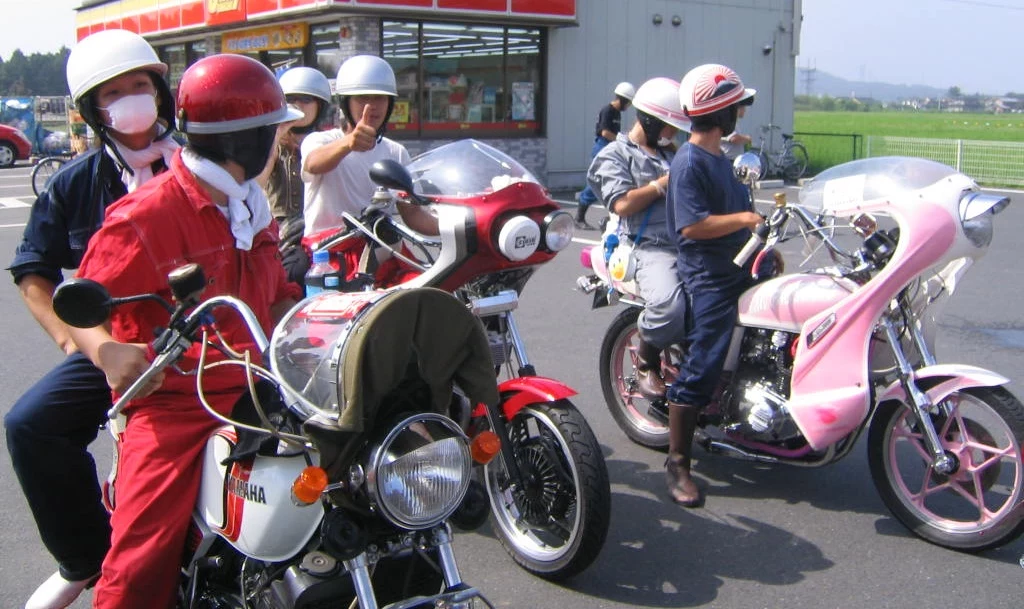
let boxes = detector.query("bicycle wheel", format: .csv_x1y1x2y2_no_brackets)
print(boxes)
782,143,809,182
32,156,66,196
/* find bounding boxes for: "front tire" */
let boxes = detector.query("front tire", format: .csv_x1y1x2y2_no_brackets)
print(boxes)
483,400,610,580
599,307,670,448
32,156,65,195
868,385,1024,551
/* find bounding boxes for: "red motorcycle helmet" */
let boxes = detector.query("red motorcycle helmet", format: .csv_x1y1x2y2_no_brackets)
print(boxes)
177,54,301,134
177,54,301,179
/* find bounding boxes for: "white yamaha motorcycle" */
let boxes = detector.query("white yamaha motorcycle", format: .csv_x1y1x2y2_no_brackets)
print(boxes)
54,264,498,608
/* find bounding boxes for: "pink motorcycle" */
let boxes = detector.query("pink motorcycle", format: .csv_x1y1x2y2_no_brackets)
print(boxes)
579,154,1024,551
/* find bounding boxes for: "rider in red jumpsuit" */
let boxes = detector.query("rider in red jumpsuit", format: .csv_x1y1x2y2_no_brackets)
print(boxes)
68,54,303,609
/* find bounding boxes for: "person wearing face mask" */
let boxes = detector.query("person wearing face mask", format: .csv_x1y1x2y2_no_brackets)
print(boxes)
66,53,302,609
4,29,178,609
587,77,692,401
257,66,333,285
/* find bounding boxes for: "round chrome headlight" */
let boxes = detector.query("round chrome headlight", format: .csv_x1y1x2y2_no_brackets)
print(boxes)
542,210,575,252
366,413,472,529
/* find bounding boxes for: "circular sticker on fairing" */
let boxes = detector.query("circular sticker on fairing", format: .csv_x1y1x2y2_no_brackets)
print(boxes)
497,216,541,261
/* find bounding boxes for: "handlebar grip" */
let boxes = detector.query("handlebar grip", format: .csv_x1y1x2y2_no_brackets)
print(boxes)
733,223,768,267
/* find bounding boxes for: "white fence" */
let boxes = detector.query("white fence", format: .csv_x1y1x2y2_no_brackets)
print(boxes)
865,136,1024,187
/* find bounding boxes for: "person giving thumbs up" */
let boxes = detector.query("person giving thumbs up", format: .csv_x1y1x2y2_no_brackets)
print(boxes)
300,55,437,241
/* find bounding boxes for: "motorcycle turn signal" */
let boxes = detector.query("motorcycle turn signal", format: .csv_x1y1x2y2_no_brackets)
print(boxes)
291,466,329,505
470,430,501,464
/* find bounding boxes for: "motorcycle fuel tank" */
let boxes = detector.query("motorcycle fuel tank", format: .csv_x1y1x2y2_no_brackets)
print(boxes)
738,273,858,333
199,427,323,562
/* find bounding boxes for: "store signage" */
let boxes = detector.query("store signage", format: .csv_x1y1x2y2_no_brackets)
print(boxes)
206,0,246,26
208,0,241,12
223,23,309,53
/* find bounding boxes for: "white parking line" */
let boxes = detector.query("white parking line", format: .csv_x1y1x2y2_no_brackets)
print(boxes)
0,197,31,208
0,223,27,229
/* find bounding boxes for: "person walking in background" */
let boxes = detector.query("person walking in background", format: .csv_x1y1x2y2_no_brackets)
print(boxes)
576,81,635,229
720,95,754,160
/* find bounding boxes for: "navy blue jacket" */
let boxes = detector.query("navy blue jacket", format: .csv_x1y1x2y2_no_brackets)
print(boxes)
9,149,127,285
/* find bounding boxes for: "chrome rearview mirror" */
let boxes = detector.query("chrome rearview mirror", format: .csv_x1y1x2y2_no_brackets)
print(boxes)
733,152,762,186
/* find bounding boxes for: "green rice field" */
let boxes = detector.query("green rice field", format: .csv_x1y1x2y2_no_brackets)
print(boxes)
792,111,1024,176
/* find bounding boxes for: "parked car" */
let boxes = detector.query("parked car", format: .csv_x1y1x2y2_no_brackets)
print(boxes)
0,123,33,168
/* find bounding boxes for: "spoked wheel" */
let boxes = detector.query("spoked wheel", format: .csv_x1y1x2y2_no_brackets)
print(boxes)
32,156,66,195
868,386,1024,551
483,400,610,580
782,143,809,181
598,307,672,448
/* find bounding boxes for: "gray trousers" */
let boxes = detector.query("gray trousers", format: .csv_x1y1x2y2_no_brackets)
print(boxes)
633,241,688,350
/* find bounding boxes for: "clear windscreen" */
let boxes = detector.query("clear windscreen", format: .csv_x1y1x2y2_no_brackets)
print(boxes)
405,139,541,198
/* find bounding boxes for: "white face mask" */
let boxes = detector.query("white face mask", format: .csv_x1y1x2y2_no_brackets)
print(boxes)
657,137,673,148
100,94,158,134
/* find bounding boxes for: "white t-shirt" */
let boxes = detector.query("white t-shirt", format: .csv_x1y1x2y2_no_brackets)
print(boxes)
300,129,411,235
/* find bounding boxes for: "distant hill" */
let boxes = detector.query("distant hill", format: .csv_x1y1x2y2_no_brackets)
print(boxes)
796,69,949,102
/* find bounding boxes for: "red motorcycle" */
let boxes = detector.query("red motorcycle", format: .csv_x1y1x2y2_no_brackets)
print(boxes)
303,139,611,580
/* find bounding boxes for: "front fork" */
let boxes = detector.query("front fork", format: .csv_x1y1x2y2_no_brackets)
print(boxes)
881,314,957,475
344,527,465,609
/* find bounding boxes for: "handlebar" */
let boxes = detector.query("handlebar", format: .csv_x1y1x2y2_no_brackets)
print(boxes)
107,295,269,419
733,222,769,267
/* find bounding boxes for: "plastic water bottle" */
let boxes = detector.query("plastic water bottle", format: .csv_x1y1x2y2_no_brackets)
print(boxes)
305,250,332,296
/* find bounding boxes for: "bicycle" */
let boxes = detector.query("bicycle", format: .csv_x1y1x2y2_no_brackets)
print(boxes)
31,155,69,196
750,124,809,182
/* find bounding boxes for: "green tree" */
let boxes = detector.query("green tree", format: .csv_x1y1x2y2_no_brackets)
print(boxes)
947,86,962,98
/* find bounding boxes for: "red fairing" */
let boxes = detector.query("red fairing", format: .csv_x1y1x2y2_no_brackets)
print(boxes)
431,181,560,292
473,376,577,419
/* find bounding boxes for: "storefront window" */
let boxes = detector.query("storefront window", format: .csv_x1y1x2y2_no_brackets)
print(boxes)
311,22,344,82
162,44,187,95
382,21,543,137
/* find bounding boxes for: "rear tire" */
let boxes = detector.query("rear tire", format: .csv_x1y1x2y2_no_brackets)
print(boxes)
599,307,670,448
483,400,610,580
868,386,1024,551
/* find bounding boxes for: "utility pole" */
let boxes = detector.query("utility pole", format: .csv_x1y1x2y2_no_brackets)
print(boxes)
800,60,816,96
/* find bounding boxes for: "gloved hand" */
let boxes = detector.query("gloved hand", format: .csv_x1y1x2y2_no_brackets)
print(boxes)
281,244,311,286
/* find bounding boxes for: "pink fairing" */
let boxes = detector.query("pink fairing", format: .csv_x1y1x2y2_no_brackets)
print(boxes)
580,246,593,269
738,274,858,332
786,201,957,450
876,364,1009,404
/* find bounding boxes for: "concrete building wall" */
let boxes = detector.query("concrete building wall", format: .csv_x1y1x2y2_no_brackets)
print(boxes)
546,0,798,191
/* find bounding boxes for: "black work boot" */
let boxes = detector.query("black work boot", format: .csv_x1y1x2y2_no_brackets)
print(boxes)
574,205,591,229
635,339,666,399
666,403,703,507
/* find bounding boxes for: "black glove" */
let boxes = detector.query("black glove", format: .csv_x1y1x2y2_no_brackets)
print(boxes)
281,244,311,286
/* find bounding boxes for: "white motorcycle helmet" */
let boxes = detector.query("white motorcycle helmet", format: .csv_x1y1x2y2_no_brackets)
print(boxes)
613,81,636,101
279,66,333,133
631,77,691,146
66,29,175,132
335,55,397,139
678,63,755,134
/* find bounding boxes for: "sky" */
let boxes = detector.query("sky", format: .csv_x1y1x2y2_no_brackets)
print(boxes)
0,0,1019,96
